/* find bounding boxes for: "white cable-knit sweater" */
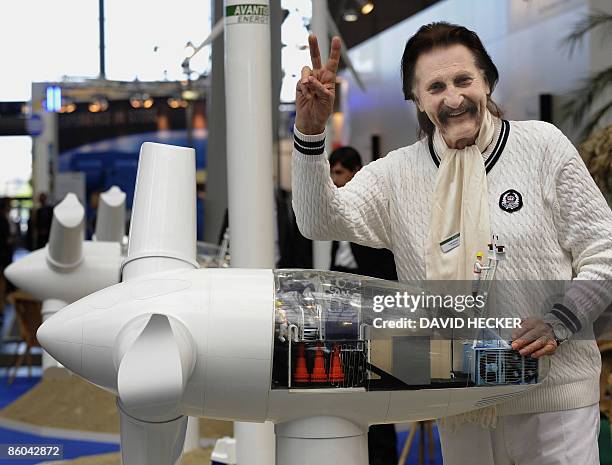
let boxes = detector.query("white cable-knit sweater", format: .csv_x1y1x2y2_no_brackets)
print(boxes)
292,120,612,415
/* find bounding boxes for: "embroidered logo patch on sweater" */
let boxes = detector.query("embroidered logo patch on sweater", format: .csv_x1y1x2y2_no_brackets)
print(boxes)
499,189,523,212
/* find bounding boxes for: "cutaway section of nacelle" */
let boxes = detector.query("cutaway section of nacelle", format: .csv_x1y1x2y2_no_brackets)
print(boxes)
271,270,539,392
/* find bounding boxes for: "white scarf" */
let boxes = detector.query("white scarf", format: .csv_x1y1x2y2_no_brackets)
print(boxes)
426,109,494,281
426,110,498,431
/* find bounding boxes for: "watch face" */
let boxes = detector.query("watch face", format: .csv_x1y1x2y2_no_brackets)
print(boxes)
553,322,571,342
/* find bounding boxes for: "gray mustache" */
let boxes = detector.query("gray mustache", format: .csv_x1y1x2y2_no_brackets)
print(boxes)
438,100,478,124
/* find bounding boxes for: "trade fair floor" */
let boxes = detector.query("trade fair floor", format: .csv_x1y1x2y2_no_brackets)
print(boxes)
0,373,442,465
0,373,222,464
0,373,443,465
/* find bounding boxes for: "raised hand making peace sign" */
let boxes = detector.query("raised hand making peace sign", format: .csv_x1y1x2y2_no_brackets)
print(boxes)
295,35,342,135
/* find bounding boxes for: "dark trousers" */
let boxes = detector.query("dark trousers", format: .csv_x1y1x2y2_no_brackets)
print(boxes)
369,424,398,465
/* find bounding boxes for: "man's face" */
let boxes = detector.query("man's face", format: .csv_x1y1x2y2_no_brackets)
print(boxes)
413,44,490,149
331,163,359,188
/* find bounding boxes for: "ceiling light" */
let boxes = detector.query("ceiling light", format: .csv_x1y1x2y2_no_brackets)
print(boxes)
167,97,188,109
61,102,76,114
343,9,359,22
360,1,374,15
130,93,152,109
88,96,109,113
60,98,76,114
181,89,200,101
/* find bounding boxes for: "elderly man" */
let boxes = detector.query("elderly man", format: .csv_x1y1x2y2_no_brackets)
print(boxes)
292,22,612,465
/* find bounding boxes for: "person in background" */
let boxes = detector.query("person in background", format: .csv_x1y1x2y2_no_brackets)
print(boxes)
27,192,53,250
0,198,16,325
86,191,101,240
329,146,398,465
329,146,398,281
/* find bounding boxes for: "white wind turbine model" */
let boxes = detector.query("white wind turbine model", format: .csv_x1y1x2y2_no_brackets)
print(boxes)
37,141,544,465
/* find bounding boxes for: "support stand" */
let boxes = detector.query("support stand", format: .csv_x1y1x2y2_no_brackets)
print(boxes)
276,417,368,465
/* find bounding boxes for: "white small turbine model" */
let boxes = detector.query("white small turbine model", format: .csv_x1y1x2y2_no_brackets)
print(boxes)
5,188,125,370
38,142,545,465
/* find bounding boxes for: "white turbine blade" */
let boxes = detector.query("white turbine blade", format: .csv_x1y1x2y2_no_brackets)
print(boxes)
182,18,224,69
123,143,197,281
325,11,366,92
95,185,126,242
47,193,85,269
117,314,190,421
200,17,224,48
191,18,224,55
3,253,31,291
118,405,187,465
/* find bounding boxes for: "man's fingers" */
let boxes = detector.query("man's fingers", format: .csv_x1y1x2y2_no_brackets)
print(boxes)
511,317,557,358
512,327,540,350
307,76,334,98
301,66,313,84
325,36,342,74
531,341,557,358
296,81,312,100
518,335,552,356
309,35,322,70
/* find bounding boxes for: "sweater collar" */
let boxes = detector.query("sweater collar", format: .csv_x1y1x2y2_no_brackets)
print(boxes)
428,118,510,174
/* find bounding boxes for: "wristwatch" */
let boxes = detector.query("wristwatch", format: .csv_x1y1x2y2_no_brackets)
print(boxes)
544,315,571,346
